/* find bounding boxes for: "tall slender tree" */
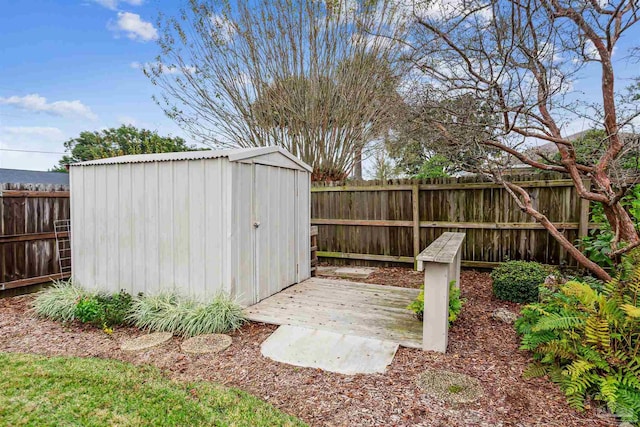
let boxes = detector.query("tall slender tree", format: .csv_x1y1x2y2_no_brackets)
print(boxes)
147,0,407,180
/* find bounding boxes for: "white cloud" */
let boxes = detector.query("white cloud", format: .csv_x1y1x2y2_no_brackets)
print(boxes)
0,94,97,120
92,0,144,11
0,126,67,170
110,12,157,42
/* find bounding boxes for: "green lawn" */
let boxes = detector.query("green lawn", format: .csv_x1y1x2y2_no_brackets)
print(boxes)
0,352,305,427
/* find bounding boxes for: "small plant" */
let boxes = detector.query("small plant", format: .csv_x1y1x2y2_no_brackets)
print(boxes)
74,297,102,324
516,268,640,423
447,384,465,394
491,260,551,303
129,292,245,337
33,280,87,322
407,281,465,325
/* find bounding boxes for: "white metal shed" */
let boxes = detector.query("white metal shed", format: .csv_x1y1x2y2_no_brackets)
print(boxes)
69,146,311,307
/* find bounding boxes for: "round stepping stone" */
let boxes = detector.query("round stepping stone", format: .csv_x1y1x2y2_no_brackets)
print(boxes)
120,332,173,351
417,369,483,404
181,334,232,355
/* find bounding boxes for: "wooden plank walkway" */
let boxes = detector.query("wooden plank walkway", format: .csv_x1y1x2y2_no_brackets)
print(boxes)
244,277,423,349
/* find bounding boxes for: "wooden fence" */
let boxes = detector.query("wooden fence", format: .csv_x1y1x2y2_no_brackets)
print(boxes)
1,183,70,291
311,174,592,268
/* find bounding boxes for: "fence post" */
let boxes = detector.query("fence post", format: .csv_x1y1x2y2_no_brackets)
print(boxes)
412,184,420,269
578,180,591,244
310,226,318,277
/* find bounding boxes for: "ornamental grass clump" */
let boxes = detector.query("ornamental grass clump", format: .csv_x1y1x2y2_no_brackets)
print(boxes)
33,279,87,322
129,292,245,337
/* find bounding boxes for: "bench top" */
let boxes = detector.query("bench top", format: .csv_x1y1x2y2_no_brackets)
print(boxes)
416,232,465,265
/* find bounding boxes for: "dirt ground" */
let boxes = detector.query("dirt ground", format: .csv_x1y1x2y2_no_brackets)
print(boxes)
0,269,617,427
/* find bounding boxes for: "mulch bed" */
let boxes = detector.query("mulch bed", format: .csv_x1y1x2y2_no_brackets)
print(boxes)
0,269,617,427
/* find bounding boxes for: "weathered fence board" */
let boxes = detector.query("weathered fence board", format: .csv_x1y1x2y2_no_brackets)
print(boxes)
312,174,591,268
1,183,70,291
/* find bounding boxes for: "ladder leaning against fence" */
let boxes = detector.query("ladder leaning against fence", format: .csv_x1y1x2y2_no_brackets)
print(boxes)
54,219,72,278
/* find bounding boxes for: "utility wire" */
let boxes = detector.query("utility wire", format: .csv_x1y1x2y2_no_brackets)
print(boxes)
0,148,65,154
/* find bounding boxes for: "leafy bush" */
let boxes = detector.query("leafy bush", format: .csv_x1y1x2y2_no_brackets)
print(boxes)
491,261,551,303
74,291,134,327
74,297,103,324
407,281,465,324
96,291,134,326
129,293,245,337
33,280,87,322
516,269,640,423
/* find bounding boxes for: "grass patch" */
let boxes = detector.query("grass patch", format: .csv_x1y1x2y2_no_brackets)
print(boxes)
0,352,305,427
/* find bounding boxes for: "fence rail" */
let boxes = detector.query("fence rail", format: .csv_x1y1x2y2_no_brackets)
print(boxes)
1,183,70,291
311,173,592,268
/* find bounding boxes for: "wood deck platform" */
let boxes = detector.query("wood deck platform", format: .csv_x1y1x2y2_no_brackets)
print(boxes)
244,277,423,349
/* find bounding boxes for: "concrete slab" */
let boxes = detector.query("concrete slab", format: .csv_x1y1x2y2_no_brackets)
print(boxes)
260,325,398,375
317,266,377,279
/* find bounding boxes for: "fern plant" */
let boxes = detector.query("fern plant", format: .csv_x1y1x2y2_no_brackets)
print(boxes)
516,267,640,424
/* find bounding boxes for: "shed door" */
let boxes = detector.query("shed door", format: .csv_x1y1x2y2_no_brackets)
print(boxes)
253,164,298,302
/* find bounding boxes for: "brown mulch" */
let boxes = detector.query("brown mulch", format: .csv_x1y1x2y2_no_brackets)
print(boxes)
0,270,617,427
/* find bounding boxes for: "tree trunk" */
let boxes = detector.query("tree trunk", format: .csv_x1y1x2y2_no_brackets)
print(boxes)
602,202,640,248
353,149,363,180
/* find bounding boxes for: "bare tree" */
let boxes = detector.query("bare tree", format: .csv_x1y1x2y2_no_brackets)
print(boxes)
147,0,406,180
387,0,640,280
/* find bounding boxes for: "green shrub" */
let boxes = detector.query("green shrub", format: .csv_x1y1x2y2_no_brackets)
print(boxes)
33,280,87,322
516,270,640,423
96,291,134,326
74,297,103,324
73,291,134,327
407,281,465,324
129,292,245,337
491,261,551,303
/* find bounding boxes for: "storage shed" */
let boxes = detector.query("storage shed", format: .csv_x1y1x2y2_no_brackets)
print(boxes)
69,147,311,307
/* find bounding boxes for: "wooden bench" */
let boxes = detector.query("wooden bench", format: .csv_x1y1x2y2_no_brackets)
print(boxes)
416,232,465,352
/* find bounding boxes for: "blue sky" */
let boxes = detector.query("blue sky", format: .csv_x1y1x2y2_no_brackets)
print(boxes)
0,0,638,171
0,0,194,171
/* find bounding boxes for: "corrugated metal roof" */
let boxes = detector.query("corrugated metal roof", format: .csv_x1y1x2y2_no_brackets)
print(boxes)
0,168,70,185
71,146,312,172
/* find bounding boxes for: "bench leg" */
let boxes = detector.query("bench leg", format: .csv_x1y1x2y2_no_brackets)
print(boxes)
422,262,450,353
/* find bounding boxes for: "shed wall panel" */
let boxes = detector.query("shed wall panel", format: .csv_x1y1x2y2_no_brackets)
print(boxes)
157,162,175,293
131,164,147,292
188,160,206,298
231,162,255,306
105,165,120,293
118,163,133,293
94,166,108,290
143,162,160,294
203,159,225,298
172,161,190,296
